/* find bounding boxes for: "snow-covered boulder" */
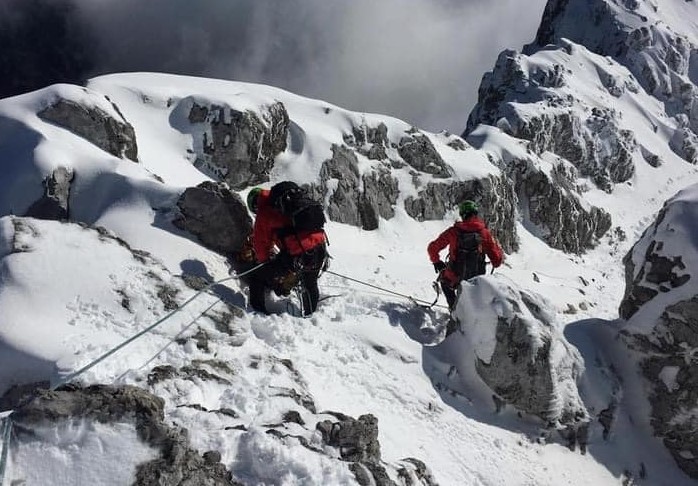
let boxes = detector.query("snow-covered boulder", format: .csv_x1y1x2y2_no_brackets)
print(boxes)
173,181,252,256
179,99,289,190
12,384,235,485
38,88,138,162
619,183,698,478
456,276,588,431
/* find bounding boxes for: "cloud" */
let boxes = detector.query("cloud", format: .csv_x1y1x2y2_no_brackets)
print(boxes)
6,0,549,133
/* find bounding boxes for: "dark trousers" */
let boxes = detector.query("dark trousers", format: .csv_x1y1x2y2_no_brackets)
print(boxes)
248,245,326,316
440,281,458,310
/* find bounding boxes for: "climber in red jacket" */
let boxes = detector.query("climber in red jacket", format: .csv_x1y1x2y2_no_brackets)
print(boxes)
246,184,327,316
427,200,504,310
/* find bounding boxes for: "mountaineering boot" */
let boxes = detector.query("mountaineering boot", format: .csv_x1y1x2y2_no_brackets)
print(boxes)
272,270,298,296
445,315,460,336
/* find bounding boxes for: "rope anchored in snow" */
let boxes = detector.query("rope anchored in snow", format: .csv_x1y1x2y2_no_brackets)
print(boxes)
324,270,448,309
0,263,267,486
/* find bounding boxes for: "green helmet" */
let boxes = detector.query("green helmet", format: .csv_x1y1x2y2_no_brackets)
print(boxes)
247,187,263,213
458,200,478,218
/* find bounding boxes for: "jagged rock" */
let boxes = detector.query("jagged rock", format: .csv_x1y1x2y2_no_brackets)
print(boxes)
528,0,698,163
345,122,390,160
669,118,698,165
38,98,138,161
173,181,252,255
403,175,518,253
315,144,399,230
12,384,236,485
619,183,698,478
185,101,289,189
397,132,452,178
316,413,381,463
507,157,612,253
459,277,588,429
24,166,74,221
466,49,637,191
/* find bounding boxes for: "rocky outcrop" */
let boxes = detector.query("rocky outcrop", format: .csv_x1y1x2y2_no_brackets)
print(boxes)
173,181,253,255
25,166,74,221
315,144,399,231
186,101,289,190
458,277,588,433
38,98,138,161
12,384,236,485
529,0,698,165
619,183,698,478
397,131,452,178
466,49,637,192
316,413,438,486
508,157,612,253
403,175,518,253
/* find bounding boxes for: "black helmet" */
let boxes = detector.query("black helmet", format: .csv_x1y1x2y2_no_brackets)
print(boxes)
247,188,263,213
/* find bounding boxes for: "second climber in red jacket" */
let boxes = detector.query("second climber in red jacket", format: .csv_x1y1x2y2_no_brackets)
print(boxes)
427,200,504,310
246,185,327,316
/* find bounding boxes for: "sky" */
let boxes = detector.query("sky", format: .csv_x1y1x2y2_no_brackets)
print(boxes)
0,0,549,134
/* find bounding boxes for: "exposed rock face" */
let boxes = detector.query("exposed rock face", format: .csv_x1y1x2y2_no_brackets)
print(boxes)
403,176,518,253
508,157,612,253
186,101,289,190
397,131,452,178
529,0,698,164
25,166,74,221
12,384,236,485
38,98,138,161
316,413,381,463
315,144,399,231
466,49,637,192
619,208,691,320
619,184,698,478
173,181,253,255
459,277,588,431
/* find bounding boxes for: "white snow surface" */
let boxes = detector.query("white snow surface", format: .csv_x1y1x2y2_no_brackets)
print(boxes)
0,67,697,484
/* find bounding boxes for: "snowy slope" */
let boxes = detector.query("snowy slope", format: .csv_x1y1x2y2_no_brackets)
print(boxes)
0,23,698,483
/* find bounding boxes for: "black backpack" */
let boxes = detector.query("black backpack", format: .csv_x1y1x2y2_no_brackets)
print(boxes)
269,181,326,233
450,229,486,280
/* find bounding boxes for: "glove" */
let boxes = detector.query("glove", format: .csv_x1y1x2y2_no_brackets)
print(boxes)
433,261,446,273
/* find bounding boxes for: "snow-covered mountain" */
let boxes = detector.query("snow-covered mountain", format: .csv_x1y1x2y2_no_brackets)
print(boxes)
0,0,697,484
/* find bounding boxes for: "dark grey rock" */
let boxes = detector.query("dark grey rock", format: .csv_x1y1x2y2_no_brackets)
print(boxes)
525,0,698,166
618,187,698,478
25,166,74,221
173,181,252,255
38,98,138,161
316,144,399,231
12,384,236,485
507,157,612,253
186,101,289,190
316,413,381,463
403,175,518,253
397,133,452,178
466,50,638,192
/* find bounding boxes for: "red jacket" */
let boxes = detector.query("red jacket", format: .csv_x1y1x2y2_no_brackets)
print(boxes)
427,216,504,269
252,189,326,262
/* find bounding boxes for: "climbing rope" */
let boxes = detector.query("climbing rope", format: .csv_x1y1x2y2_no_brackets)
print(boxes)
324,270,448,309
0,263,267,486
